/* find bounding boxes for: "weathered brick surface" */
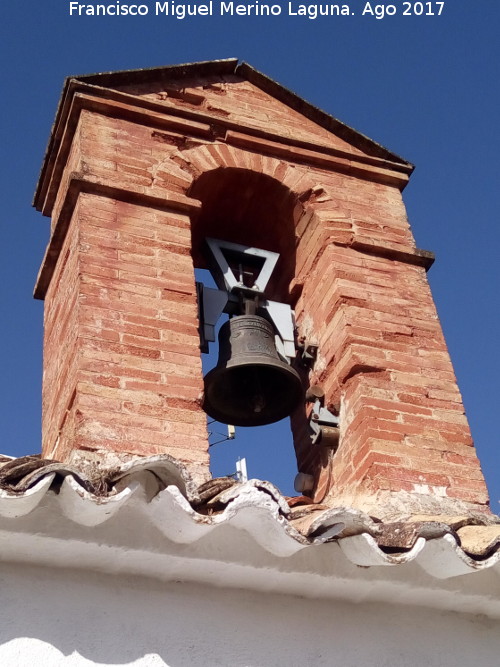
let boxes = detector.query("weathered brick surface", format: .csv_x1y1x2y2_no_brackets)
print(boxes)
291,224,489,512
42,213,81,458
117,75,369,156
42,192,209,481
37,69,489,513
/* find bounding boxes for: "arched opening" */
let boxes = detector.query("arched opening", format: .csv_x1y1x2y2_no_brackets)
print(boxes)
189,168,303,494
189,167,299,303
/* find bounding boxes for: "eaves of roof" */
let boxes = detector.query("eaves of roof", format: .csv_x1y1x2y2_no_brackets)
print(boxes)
1,454,500,618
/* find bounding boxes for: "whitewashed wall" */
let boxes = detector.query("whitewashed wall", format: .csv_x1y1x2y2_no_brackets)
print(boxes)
1,561,499,666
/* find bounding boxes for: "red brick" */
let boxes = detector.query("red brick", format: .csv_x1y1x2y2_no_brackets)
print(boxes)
37,69,489,505
366,464,450,488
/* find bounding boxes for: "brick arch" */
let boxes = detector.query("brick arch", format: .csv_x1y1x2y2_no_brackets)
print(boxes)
167,142,341,302
171,141,347,223
168,141,331,208
171,142,293,189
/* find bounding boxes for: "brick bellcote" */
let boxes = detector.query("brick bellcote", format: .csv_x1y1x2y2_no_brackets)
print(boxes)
33,60,490,515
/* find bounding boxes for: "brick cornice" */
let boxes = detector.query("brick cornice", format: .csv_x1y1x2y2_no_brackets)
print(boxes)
225,131,410,189
34,81,413,215
33,174,201,300
347,239,435,270
77,81,413,174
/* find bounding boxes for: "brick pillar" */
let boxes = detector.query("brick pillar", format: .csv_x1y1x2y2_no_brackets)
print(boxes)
292,204,489,516
40,191,208,480
35,106,210,483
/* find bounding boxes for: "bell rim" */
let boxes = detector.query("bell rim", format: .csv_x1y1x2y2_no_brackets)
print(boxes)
202,361,304,427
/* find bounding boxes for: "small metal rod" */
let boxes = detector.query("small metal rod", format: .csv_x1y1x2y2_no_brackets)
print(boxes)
209,435,233,448
244,298,256,315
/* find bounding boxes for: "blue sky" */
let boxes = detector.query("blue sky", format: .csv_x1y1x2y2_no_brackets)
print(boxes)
1,1,499,503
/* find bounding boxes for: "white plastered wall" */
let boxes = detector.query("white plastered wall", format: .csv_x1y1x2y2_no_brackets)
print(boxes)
1,561,500,667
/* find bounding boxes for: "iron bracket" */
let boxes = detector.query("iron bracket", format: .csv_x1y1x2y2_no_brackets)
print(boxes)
299,339,318,368
309,398,340,449
196,283,228,353
197,236,298,364
205,237,279,295
262,299,296,360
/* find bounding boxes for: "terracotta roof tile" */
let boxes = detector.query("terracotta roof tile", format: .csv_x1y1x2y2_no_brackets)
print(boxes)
1,454,499,572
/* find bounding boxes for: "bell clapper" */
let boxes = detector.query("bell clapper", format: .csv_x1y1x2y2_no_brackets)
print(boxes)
252,395,265,414
250,368,266,414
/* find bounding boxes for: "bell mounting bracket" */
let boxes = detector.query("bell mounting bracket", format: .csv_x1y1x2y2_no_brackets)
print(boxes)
309,398,340,450
197,238,296,360
205,237,279,296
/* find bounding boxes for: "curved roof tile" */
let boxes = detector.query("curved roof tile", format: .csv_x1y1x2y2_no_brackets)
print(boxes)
1,454,500,577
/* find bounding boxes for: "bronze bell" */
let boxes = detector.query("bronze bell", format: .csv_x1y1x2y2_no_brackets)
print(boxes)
203,315,303,427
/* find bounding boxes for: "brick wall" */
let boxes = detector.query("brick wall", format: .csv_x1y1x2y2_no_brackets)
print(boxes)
35,65,489,513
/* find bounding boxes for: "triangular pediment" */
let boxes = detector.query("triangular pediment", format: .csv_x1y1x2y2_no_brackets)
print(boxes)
34,59,413,213
68,59,411,166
